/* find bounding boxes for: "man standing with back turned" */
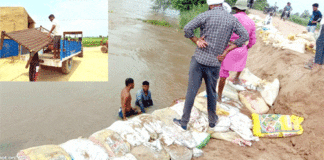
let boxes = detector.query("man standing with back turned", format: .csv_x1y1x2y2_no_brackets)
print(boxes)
173,0,249,130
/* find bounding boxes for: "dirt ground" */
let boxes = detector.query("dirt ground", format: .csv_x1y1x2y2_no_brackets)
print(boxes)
0,46,108,81
193,10,324,160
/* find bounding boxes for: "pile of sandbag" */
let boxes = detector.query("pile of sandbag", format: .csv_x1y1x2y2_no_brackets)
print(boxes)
248,14,316,54
14,68,284,159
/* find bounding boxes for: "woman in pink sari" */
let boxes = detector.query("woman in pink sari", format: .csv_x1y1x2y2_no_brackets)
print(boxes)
217,0,256,102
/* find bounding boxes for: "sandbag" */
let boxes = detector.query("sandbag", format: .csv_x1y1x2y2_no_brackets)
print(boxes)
152,108,180,126
230,112,259,142
163,144,192,160
60,138,109,160
130,114,164,140
210,131,252,147
107,120,150,147
239,90,269,114
89,129,131,158
194,91,230,116
240,68,262,87
281,40,306,54
112,153,137,160
192,148,204,158
17,145,72,160
170,101,209,132
216,81,240,101
160,125,197,148
210,116,231,132
130,145,170,160
252,113,304,138
192,131,211,149
259,78,280,106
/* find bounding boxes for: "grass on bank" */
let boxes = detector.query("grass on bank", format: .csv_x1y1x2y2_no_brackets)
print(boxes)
82,37,108,47
142,19,172,27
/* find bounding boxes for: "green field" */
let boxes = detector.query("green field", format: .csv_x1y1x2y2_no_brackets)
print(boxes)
82,37,108,47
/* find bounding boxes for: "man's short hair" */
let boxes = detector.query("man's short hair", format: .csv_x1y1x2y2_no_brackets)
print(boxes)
49,14,55,19
125,78,134,86
287,2,290,4
142,81,149,85
313,3,319,7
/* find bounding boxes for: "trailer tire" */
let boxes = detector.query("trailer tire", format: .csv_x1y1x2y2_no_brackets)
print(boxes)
78,47,83,57
62,57,73,74
101,46,108,53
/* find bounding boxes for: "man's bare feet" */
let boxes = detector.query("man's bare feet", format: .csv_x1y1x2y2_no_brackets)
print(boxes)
233,78,241,85
217,96,222,102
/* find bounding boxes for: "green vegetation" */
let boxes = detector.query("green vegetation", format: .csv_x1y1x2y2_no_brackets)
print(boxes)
252,0,269,11
82,37,108,47
179,3,208,37
142,19,172,27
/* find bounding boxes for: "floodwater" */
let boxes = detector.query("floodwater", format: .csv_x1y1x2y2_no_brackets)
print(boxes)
0,0,206,157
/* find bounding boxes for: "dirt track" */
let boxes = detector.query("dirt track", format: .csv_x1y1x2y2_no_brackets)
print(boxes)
193,10,324,160
0,46,108,81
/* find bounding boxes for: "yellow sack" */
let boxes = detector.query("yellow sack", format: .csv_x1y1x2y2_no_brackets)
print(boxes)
89,129,131,158
239,90,269,114
17,145,72,160
194,91,230,116
252,113,304,138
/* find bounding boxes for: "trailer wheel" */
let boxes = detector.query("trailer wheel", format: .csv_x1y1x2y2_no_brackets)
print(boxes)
78,47,83,57
62,57,73,74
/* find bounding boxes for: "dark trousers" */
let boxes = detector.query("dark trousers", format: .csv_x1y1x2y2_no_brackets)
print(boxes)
315,28,324,65
135,99,153,113
29,53,39,82
180,57,220,127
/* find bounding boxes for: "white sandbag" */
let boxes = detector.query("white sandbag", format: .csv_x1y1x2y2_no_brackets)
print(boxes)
188,112,209,132
170,101,205,132
170,102,201,122
89,129,131,158
112,153,137,160
281,40,306,54
296,32,316,42
192,131,211,149
240,68,262,87
130,114,164,140
211,116,231,132
218,103,240,116
227,80,246,91
107,120,150,147
216,80,240,101
192,148,204,158
130,145,170,160
210,131,252,147
163,144,192,160
229,113,259,142
259,78,280,106
152,108,180,126
239,90,269,114
143,139,163,153
161,125,197,149
60,138,109,160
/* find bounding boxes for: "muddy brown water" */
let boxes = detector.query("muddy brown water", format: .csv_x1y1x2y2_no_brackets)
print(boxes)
0,0,207,157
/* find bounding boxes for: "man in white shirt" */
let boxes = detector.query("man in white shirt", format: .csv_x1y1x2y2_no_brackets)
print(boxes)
48,14,61,59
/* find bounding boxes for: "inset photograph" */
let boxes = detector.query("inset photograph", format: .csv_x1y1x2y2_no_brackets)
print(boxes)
0,0,108,81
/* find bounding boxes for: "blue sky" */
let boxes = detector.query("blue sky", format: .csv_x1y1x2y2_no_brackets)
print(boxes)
267,0,322,15
2,0,108,37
